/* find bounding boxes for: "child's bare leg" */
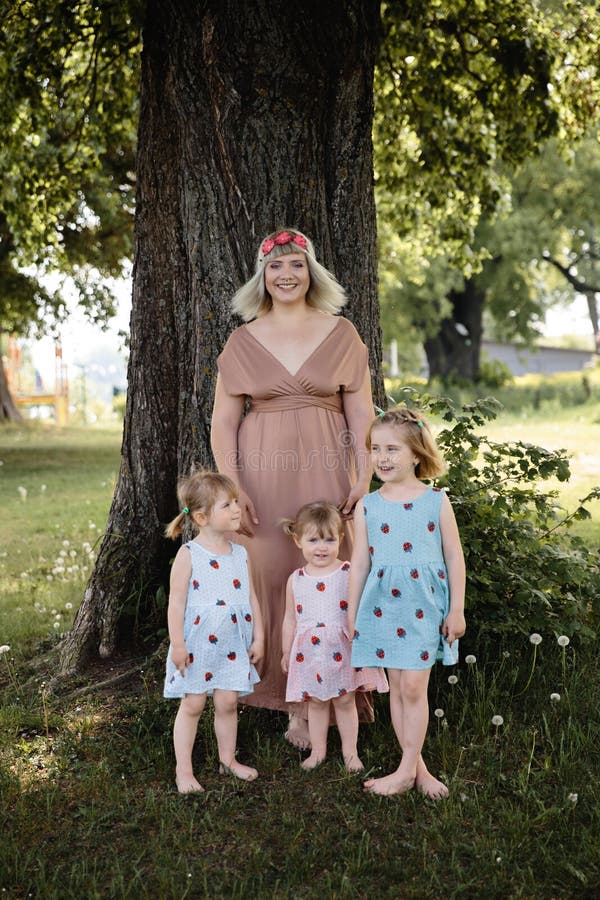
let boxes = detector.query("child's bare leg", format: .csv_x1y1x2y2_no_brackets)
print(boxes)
386,671,448,798
332,691,363,772
364,669,430,796
301,699,330,769
213,689,258,781
173,693,207,793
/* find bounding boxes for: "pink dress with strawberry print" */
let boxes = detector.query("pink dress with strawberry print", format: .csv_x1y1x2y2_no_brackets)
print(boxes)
285,562,388,703
164,541,260,698
352,487,459,671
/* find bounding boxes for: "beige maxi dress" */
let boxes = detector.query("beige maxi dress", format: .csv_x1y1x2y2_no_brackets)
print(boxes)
217,316,373,719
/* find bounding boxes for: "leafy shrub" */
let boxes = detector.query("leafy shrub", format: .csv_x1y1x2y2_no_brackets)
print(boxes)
397,389,600,651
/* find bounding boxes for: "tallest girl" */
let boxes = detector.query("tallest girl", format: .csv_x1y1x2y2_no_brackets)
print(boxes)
211,229,374,747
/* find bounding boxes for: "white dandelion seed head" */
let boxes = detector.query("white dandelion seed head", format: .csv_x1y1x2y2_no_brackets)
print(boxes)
448,674,458,684
557,635,570,647
17,486,27,501
529,633,542,645
567,792,578,804
62,540,70,547
40,484,47,492
434,708,444,718
0,645,11,656
491,715,504,726
550,693,561,702
65,602,73,610
53,622,60,629
502,650,510,658
465,654,477,664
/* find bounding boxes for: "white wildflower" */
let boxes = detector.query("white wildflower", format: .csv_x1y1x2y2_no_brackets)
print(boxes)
567,792,578,804
557,635,570,647
448,674,458,685
465,654,476,664
40,484,47,492
529,633,542,645
0,645,11,656
65,603,73,610
550,693,561,702
491,715,504,726
17,486,27,501
434,708,444,718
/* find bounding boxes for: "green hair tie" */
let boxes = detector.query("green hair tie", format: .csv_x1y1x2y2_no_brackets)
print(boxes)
417,420,423,428
181,507,190,515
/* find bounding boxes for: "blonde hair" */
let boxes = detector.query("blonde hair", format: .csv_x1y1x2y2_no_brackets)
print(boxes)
232,227,347,321
281,500,345,542
366,406,446,480
165,470,238,539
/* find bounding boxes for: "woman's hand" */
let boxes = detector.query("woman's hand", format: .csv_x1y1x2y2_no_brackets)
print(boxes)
249,637,264,666
340,478,371,518
237,488,259,537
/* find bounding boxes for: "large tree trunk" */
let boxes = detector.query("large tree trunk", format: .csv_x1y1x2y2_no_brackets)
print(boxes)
424,279,485,381
61,0,382,671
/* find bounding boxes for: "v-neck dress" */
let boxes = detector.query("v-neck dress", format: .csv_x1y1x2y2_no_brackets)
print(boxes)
217,316,372,716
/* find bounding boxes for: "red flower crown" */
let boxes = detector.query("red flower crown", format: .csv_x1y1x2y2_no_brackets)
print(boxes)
261,231,308,256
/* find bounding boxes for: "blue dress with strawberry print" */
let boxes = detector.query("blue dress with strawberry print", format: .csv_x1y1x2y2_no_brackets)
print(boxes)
285,563,389,703
163,541,260,698
351,487,459,671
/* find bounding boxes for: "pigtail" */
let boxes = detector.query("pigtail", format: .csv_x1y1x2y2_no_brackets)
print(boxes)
279,517,297,538
164,511,188,540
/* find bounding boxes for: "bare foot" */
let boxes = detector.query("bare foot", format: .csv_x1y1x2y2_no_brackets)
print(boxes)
175,772,205,794
363,772,415,796
343,754,365,773
285,714,311,750
219,760,259,781
416,769,449,799
301,751,326,771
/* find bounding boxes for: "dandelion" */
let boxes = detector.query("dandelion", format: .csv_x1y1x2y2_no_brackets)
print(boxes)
529,633,542,645
550,693,561,702
491,715,504,726
65,602,73,610
0,645,10,656
448,674,458,685
502,650,510,658
40,484,47,493
557,635,570,647
17,486,27,501
434,708,444,718
62,540,70,548
567,792,578,804
53,622,60,630
465,654,476,665
20,572,28,579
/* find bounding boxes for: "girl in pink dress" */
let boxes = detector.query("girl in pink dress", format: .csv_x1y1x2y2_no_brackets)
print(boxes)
281,502,388,771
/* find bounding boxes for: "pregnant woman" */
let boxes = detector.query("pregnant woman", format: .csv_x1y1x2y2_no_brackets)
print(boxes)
211,229,374,748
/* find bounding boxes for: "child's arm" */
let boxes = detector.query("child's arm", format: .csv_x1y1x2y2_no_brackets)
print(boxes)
439,493,466,645
247,559,264,666
167,546,192,675
281,574,296,674
347,500,371,636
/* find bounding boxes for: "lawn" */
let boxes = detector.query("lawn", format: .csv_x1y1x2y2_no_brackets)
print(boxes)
0,410,598,899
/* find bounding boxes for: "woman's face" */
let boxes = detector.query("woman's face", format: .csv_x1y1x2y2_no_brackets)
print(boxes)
264,253,310,306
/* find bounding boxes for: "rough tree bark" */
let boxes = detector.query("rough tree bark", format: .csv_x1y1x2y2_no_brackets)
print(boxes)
60,0,383,671
424,280,485,381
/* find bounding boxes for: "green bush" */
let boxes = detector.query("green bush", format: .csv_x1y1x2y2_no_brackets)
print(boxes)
397,389,600,650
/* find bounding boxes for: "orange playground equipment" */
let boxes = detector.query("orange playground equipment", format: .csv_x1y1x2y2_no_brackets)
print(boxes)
5,337,69,425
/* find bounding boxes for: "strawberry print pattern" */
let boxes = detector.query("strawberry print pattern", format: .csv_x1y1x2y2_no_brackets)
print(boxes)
163,541,260,699
351,487,459,671
285,562,388,703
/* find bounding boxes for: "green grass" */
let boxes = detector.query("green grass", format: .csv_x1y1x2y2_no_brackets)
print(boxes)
1,408,599,898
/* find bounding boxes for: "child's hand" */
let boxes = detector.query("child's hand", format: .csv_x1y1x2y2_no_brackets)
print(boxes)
171,643,189,676
442,609,466,646
281,652,290,674
249,638,264,666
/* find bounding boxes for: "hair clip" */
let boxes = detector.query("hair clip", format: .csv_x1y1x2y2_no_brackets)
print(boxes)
181,507,190,515
417,420,423,428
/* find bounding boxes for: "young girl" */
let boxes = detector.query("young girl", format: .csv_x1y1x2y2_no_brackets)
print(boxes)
348,407,466,798
281,502,388,771
163,471,264,794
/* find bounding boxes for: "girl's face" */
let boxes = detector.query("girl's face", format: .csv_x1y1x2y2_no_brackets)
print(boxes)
264,253,310,306
295,525,340,569
198,490,241,533
370,424,419,482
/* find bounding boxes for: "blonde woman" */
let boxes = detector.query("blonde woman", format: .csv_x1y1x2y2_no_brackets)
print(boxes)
211,229,374,748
